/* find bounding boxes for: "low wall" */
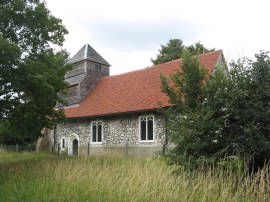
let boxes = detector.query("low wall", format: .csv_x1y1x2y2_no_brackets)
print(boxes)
77,145,164,157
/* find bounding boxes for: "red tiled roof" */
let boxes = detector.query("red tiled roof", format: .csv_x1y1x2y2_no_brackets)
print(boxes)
65,50,223,118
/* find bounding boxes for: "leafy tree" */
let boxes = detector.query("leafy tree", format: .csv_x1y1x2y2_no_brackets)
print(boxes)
0,0,71,145
162,50,270,171
187,42,209,55
221,52,270,171
151,39,185,65
160,50,217,168
151,39,213,65
160,50,207,109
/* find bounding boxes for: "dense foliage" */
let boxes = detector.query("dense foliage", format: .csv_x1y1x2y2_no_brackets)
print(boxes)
162,50,270,171
0,0,71,144
151,39,214,65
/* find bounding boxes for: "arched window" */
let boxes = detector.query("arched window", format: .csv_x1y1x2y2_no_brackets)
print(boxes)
139,116,154,141
92,121,103,143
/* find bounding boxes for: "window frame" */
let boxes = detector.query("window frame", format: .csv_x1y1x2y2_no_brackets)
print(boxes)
61,137,66,150
95,64,102,71
139,115,155,142
91,121,103,144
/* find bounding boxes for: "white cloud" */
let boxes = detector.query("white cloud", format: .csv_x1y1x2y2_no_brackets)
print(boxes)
46,0,270,75
84,19,204,50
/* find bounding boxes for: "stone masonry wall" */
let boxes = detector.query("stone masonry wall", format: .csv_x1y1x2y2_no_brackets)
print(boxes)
49,112,167,157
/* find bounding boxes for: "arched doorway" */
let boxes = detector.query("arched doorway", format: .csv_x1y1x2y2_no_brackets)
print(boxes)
68,133,79,156
72,139,78,156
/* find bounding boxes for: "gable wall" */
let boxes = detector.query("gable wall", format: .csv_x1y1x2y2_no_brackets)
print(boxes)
49,112,168,157
212,54,229,76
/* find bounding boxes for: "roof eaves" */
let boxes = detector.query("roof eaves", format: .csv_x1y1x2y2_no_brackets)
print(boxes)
66,106,172,120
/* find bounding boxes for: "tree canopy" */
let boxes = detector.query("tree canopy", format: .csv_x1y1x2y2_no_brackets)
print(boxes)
151,39,214,65
161,49,270,171
0,0,71,145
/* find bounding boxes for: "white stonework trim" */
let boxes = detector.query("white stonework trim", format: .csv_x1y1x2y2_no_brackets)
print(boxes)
68,133,80,155
139,115,155,142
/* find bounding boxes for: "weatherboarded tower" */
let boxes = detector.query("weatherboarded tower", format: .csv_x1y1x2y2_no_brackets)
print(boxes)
64,44,110,105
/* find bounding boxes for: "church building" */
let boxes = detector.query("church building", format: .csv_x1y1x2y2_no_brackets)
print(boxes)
46,44,226,156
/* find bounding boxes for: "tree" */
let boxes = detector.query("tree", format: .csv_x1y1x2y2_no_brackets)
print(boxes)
0,0,71,145
221,52,270,171
160,50,216,168
151,39,213,65
162,50,270,171
160,50,207,109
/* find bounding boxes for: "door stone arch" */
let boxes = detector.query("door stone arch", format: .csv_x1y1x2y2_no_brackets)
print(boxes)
68,133,79,156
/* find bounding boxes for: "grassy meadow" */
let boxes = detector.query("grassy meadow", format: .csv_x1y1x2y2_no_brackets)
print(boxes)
0,151,270,201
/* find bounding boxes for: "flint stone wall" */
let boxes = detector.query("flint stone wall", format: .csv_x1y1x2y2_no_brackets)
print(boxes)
49,113,167,157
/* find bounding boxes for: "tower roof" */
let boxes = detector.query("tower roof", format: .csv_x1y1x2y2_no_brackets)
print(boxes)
68,43,110,66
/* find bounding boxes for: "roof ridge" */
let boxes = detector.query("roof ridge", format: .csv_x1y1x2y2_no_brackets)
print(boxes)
99,60,179,80
99,68,148,80
84,43,88,59
100,50,222,80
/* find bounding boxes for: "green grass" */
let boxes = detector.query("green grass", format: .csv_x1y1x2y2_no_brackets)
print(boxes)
0,151,270,201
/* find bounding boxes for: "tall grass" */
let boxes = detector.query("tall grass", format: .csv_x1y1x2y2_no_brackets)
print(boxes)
0,151,269,201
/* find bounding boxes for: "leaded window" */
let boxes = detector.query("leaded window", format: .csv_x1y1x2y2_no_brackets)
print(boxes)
140,116,154,141
92,121,103,143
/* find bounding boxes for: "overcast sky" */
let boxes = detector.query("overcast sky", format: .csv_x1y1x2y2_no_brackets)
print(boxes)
46,0,270,75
